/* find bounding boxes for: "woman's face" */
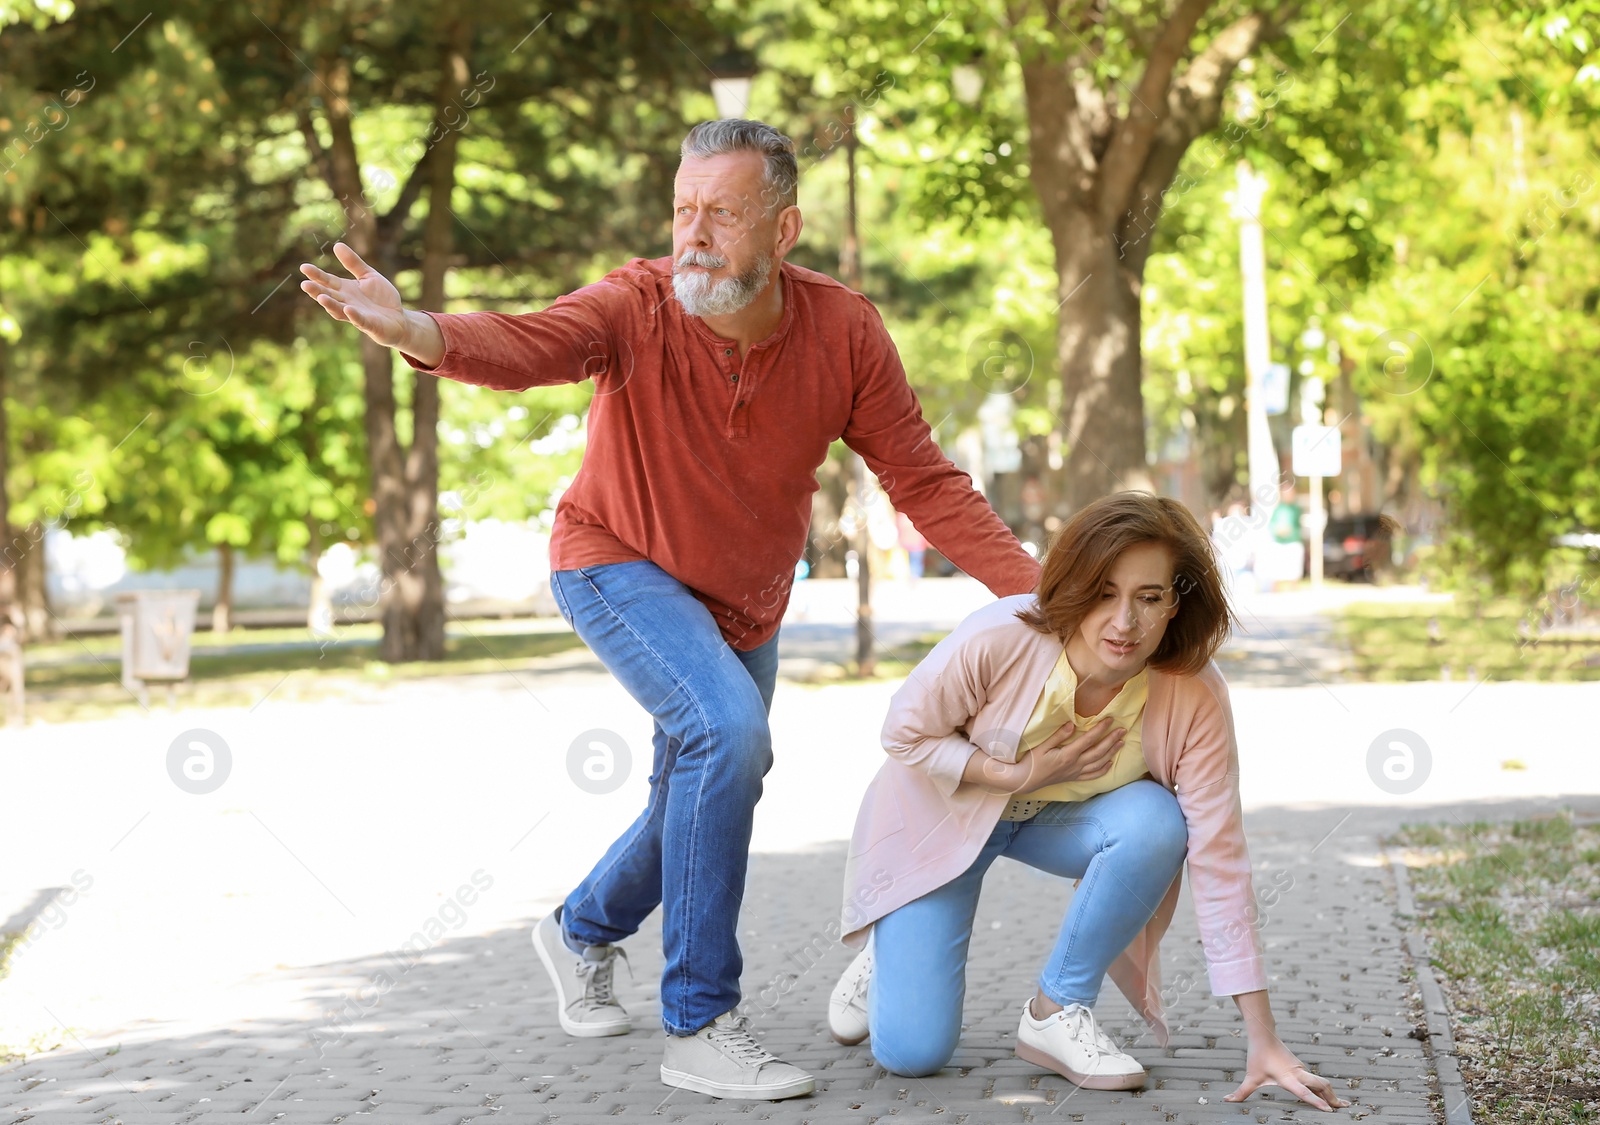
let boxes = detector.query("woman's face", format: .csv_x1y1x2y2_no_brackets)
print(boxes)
1072,540,1179,678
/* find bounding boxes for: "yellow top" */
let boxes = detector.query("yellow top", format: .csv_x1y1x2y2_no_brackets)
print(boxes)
1007,649,1150,811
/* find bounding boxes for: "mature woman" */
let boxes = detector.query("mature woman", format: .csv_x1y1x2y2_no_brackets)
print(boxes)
828,492,1348,1111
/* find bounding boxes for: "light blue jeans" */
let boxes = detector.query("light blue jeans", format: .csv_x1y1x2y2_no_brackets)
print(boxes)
549,560,780,1035
869,779,1188,1077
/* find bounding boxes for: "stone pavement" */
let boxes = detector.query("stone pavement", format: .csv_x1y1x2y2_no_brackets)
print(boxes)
4,579,1597,1123
8,793,1599,1123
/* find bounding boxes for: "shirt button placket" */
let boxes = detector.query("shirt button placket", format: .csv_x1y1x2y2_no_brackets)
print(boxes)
724,344,749,436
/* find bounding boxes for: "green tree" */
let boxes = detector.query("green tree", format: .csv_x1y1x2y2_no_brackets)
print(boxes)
188,0,719,660
757,0,1456,511
1339,12,1600,593
4,0,723,658
97,333,370,631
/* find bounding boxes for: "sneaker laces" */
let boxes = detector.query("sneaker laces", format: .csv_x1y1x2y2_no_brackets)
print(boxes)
704,1014,777,1066
844,950,874,1005
1064,1004,1124,1058
575,946,629,1006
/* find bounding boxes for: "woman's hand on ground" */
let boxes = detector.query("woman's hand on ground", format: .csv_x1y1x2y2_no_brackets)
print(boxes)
1018,718,1125,791
1225,1038,1350,1112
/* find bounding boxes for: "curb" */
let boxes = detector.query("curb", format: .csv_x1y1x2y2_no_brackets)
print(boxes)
1387,848,1475,1125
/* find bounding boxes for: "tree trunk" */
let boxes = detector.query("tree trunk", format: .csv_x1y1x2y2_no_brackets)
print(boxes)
1011,8,1285,512
17,520,56,642
360,332,444,662
389,19,471,665
841,110,874,676
808,455,849,578
314,22,469,663
1049,208,1153,508
0,333,16,632
212,542,234,633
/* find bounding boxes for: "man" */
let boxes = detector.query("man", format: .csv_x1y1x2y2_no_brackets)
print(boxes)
300,119,1040,1101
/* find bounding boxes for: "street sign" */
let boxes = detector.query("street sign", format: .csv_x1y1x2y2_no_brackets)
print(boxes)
1262,362,1291,415
1292,425,1342,477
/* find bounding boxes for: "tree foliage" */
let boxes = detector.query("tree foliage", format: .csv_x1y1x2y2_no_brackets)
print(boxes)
1,0,1595,631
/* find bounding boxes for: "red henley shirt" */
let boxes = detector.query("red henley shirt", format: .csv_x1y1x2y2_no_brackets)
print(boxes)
404,256,1040,650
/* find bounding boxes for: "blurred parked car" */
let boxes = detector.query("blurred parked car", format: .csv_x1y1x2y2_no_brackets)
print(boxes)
1321,513,1396,581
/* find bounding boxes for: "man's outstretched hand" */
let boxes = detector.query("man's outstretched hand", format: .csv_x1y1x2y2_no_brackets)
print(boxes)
299,242,445,367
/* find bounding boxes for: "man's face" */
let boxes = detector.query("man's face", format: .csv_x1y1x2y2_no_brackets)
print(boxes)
671,152,783,317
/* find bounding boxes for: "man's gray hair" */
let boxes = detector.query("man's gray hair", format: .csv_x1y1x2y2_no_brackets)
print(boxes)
680,119,799,213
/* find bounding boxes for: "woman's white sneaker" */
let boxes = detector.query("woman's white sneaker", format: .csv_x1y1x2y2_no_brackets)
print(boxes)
1014,999,1146,1090
661,1011,815,1100
827,946,873,1045
531,910,632,1038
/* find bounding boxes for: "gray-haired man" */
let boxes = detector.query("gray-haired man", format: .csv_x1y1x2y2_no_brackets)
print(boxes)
301,119,1040,1100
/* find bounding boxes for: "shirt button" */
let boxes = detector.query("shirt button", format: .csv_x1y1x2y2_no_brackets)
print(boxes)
724,347,734,356
730,374,740,383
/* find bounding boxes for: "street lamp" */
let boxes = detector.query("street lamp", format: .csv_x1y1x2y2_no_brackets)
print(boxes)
709,48,758,119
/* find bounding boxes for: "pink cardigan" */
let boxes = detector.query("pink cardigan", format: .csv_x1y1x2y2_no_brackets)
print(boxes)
840,594,1267,1045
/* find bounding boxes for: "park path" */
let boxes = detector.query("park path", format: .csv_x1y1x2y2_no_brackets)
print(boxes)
9,795,1599,1123
4,579,1596,1122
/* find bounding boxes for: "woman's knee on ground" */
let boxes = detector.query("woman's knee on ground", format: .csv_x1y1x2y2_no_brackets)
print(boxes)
870,1022,960,1078
869,962,964,1078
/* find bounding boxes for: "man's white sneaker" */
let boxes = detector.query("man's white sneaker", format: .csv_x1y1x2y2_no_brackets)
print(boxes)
532,910,632,1038
1015,998,1146,1090
661,1011,815,1100
828,946,873,1045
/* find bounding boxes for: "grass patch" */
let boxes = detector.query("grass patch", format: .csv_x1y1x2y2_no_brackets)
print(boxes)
17,619,587,723
785,632,947,687
1337,601,1600,682
0,1025,75,1067
1392,812,1600,1125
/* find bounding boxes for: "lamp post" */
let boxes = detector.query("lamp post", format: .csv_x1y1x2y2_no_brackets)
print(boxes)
708,48,758,119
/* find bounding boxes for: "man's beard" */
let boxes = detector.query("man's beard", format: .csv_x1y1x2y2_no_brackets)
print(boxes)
672,249,773,317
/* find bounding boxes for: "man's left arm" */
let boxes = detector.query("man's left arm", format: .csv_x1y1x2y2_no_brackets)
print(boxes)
839,300,1040,597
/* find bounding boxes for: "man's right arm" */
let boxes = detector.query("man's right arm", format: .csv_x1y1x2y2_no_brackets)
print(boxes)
397,309,446,368
397,303,622,393
301,241,629,393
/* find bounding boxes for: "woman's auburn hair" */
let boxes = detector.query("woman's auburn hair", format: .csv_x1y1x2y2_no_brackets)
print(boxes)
1015,491,1236,677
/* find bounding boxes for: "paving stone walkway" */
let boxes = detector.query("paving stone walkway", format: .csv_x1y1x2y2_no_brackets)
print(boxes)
9,798,1565,1125
4,579,1592,1123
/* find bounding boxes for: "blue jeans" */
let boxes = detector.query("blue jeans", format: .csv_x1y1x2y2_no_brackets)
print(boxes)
869,779,1188,1077
549,560,780,1035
